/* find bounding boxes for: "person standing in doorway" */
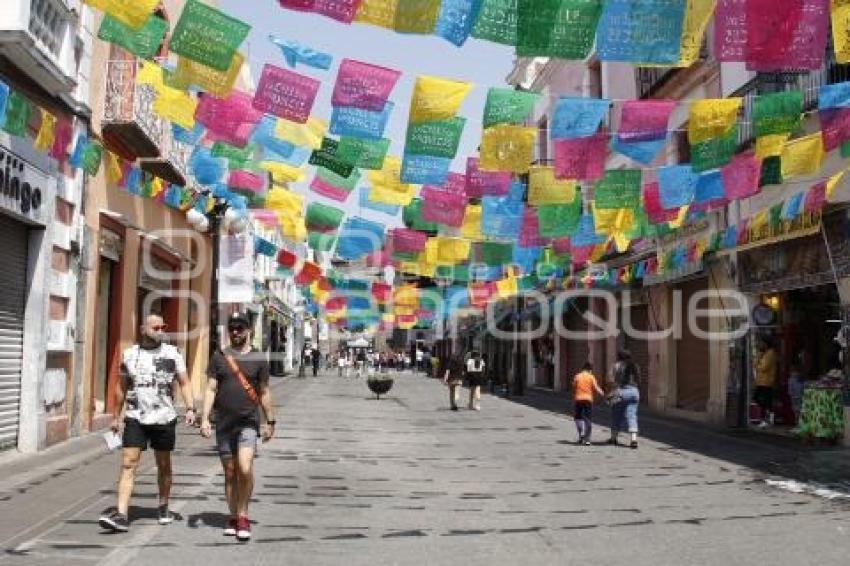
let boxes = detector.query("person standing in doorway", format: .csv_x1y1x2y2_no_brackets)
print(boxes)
201,313,276,542
466,351,486,411
572,362,604,445
98,314,196,533
754,337,778,427
608,350,641,449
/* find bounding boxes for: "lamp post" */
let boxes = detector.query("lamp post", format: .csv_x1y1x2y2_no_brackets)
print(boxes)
206,198,228,356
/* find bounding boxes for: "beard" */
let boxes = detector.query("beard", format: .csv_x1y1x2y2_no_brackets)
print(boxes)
141,333,163,349
230,335,248,348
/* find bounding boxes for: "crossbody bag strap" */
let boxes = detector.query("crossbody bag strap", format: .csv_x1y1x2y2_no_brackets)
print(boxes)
224,354,260,405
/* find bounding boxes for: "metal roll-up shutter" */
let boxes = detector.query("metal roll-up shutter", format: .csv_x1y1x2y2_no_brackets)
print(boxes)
0,215,28,450
626,306,651,406
676,278,710,411
560,299,589,392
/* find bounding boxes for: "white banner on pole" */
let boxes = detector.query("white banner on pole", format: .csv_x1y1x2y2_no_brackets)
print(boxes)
219,233,255,303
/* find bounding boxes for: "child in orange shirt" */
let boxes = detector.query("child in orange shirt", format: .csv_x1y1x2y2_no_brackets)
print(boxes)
572,362,604,445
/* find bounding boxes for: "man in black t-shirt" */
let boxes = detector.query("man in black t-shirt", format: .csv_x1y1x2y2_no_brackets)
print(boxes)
201,313,276,542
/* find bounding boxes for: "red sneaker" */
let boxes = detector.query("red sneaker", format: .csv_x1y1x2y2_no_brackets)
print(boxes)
223,516,237,537
236,515,251,541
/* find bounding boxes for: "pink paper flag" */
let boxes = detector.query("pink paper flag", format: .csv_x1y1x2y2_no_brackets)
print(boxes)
746,0,827,71
643,182,681,224
465,157,511,198
618,100,676,142
819,108,850,151
310,175,352,201
722,153,762,200
552,238,571,255
425,172,467,195
279,0,314,9
196,91,263,146
252,210,281,226
804,181,827,212
736,219,750,245
49,119,73,160
571,244,594,267
420,186,467,227
367,250,391,268
228,170,265,193
553,133,608,181
519,208,549,248
390,228,428,253
332,59,401,112
253,64,320,124
714,0,748,62
315,0,362,23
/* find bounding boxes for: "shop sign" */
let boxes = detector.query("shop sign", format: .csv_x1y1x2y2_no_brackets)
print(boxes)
0,142,48,226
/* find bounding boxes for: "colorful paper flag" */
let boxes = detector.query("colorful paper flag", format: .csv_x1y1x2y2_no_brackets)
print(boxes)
170,0,251,71
550,97,611,140
528,166,577,205
596,0,687,64
409,75,473,123
479,125,536,174
97,13,168,60
553,133,608,181
593,169,642,210
333,59,401,112
516,0,603,59
781,133,824,178
253,64,320,124
722,153,762,200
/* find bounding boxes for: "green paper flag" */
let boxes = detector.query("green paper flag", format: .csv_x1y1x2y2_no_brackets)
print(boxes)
310,138,355,178
336,137,391,170
317,166,360,191
769,203,783,226
841,140,850,158
212,142,256,170
305,202,345,232
517,0,603,59
436,264,470,283
308,231,337,252
472,0,519,46
691,126,738,172
759,156,783,187
752,91,803,138
404,199,439,232
169,0,250,72
483,88,540,128
81,143,103,176
593,169,642,210
479,242,514,266
2,91,31,137
538,196,582,238
98,14,168,60
405,117,466,159
394,0,441,34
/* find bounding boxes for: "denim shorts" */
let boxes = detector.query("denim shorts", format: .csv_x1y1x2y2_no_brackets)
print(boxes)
612,385,640,433
215,426,258,458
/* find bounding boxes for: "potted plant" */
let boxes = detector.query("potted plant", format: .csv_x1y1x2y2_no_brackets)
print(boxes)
367,375,394,400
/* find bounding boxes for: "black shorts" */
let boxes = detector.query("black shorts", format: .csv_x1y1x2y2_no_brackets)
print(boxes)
574,401,593,421
467,373,486,387
123,418,177,452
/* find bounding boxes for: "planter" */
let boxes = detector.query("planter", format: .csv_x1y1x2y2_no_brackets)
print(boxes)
367,377,394,399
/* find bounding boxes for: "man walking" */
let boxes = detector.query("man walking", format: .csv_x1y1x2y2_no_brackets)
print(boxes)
98,314,196,533
201,313,276,542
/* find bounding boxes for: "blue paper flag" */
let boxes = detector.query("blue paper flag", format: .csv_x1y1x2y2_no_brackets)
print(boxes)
597,0,686,65
164,185,184,208
125,167,142,195
782,192,804,220
330,102,394,140
507,179,526,202
435,0,484,47
251,116,296,158
69,134,88,169
481,196,523,238
550,97,611,140
173,123,204,145
0,80,9,128
269,36,333,70
657,165,698,209
400,153,451,185
346,294,373,311
254,236,277,257
359,186,400,216
469,264,504,282
189,147,227,186
723,225,737,249
336,217,386,260
513,246,542,273
694,170,724,204
818,81,850,110
610,135,667,165
571,214,605,247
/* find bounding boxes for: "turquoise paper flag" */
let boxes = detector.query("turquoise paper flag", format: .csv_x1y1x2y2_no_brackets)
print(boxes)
596,0,686,65
269,35,333,70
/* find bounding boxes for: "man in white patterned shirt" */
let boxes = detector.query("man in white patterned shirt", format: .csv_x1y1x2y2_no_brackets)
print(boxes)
99,314,196,533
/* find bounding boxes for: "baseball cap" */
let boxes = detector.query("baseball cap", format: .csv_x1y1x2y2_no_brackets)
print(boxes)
227,312,251,328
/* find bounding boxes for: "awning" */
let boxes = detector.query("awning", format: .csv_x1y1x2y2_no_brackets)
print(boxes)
714,224,821,257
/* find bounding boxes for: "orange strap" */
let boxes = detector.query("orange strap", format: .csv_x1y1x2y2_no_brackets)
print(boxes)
224,354,259,405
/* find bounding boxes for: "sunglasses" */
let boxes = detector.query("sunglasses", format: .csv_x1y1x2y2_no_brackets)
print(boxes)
228,325,248,332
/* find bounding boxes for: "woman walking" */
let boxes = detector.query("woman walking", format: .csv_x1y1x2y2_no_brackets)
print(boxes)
572,362,604,445
465,351,486,411
608,350,641,449
442,353,465,411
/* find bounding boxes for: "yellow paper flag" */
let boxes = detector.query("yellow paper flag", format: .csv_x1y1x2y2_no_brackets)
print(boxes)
274,117,327,150
85,0,159,31
479,125,536,174
676,0,717,67
755,134,790,159
136,61,166,90
368,156,416,206
460,204,483,240
827,169,847,201
259,162,305,184
593,206,635,235
409,75,473,123
781,133,824,179
152,86,198,130
105,151,123,185
354,0,397,29
688,98,742,144
150,176,164,198
394,0,441,34
34,110,56,151
169,53,244,99
266,187,304,216
495,275,518,299
279,214,307,243
528,166,577,205
435,237,471,265
668,206,690,230
832,0,850,64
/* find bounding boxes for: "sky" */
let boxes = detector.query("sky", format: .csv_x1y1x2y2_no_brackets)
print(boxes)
219,1,517,229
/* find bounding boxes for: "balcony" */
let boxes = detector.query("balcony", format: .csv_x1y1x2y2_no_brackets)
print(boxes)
103,59,191,186
635,42,711,99
0,0,77,95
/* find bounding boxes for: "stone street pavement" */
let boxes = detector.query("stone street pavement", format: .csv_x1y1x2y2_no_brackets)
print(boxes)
0,371,848,566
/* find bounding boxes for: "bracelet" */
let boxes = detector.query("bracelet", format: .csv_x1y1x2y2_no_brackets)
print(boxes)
266,420,276,426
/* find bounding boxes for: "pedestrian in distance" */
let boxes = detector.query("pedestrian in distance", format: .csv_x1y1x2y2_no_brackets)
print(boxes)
442,353,465,411
465,351,486,411
311,348,321,377
200,313,276,542
572,362,604,445
98,314,196,533
337,353,346,377
607,349,641,449
754,336,778,427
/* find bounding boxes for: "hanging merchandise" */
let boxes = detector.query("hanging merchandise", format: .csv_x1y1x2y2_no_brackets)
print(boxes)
169,0,251,72
253,64,321,124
